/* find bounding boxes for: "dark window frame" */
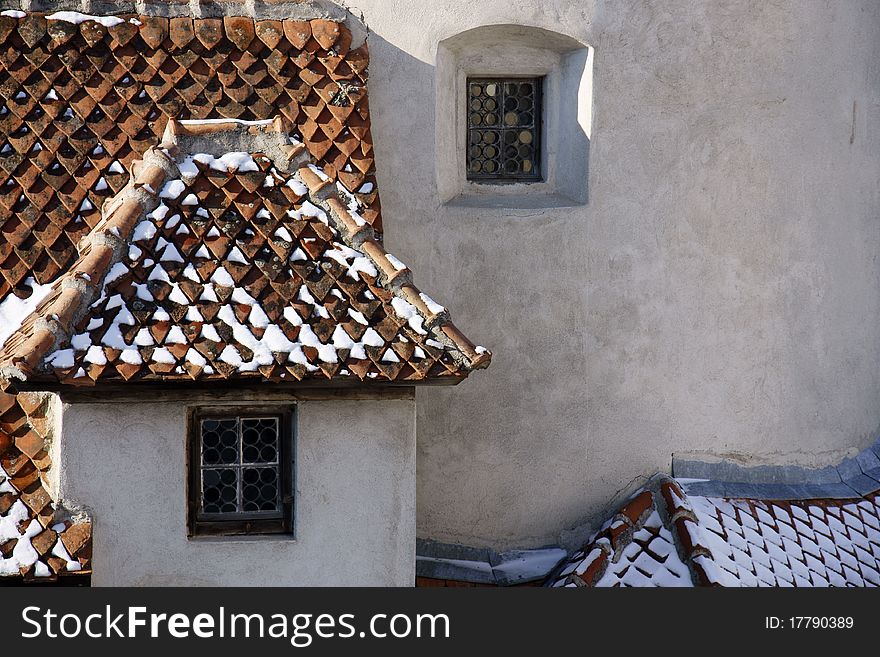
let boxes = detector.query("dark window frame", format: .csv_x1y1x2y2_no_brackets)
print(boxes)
466,76,543,183
186,406,295,538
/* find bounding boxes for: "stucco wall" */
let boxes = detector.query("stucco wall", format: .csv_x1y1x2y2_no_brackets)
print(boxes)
341,0,880,548
57,395,416,586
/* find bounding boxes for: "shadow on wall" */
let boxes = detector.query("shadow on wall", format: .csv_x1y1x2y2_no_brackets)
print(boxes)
361,23,595,550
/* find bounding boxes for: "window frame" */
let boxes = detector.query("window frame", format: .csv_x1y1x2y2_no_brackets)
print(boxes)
186,405,295,538
465,76,544,183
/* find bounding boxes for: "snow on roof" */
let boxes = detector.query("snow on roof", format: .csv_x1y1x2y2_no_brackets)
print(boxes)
0,119,490,387
546,477,880,587
0,390,91,582
0,10,490,389
0,10,377,307
688,495,880,586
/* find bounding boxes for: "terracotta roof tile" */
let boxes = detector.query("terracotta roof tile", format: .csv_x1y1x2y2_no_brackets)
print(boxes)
0,390,90,581
0,11,383,301
550,494,695,588
0,119,489,387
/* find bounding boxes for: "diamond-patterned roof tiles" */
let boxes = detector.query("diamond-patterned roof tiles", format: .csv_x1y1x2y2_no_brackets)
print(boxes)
546,477,880,587
0,389,90,582
0,118,489,386
0,9,488,582
0,11,379,302
689,494,880,587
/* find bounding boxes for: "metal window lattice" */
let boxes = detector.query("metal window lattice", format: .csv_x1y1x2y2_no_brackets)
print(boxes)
467,78,541,181
199,417,282,518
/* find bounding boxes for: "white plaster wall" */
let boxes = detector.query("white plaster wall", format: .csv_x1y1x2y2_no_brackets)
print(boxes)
57,397,416,586
338,0,880,548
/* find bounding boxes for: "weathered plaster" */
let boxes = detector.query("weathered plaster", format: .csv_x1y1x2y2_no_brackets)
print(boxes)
57,396,416,586
345,0,880,548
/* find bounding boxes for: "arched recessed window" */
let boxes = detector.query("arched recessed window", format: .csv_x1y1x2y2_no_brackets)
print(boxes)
437,24,592,208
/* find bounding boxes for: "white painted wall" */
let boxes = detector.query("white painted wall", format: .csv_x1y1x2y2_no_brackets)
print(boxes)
340,0,880,548
57,396,416,586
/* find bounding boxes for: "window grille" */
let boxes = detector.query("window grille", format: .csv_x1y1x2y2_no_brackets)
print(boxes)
467,78,542,182
188,408,293,536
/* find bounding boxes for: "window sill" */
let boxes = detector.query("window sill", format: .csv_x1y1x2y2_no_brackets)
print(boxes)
444,190,586,211
187,534,297,544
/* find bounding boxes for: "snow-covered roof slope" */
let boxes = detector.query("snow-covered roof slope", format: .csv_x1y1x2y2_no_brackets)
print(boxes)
0,390,91,582
546,476,880,587
688,495,880,586
0,119,490,388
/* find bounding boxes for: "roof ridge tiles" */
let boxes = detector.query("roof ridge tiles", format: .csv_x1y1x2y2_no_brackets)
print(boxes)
0,117,491,388
547,470,880,587
0,150,170,386
547,475,735,587
289,161,491,372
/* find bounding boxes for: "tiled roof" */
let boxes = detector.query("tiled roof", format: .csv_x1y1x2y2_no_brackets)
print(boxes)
0,118,489,387
0,390,90,582
547,477,880,587
0,11,378,303
689,494,880,587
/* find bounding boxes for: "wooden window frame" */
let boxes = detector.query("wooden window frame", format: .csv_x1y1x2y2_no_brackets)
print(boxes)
186,405,295,538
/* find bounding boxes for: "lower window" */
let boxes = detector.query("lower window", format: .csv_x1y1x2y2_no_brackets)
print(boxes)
187,406,294,537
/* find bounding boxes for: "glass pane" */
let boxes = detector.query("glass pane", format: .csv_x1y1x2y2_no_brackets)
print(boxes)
202,418,238,465
202,468,238,513
242,467,280,512
197,414,285,520
466,77,541,182
241,417,279,464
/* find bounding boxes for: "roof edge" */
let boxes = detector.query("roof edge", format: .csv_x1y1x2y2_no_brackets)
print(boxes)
295,150,492,373
3,2,368,48
416,538,565,586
